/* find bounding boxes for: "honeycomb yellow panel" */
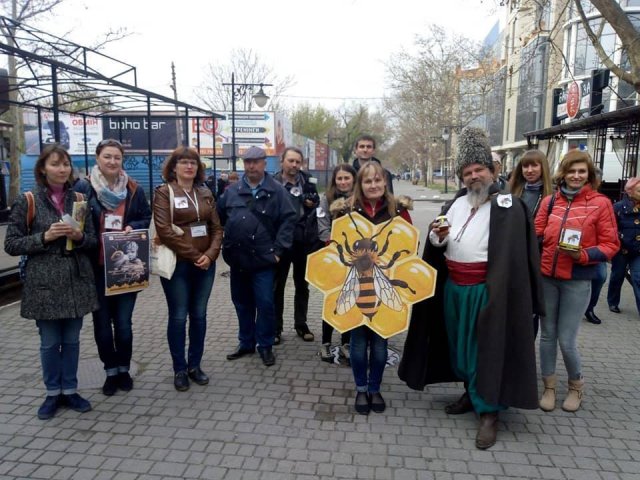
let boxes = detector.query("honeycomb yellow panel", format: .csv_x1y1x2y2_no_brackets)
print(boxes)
306,211,437,339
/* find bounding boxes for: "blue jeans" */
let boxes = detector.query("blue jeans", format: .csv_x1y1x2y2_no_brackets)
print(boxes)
540,277,590,380
230,267,276,351
36,318,83,396
607,253,640,315
93,271,138,375
350,326,387,393
586,262,607,312
160,260,216,373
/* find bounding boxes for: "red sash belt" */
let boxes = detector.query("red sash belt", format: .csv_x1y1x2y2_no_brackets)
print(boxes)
446,260,488,285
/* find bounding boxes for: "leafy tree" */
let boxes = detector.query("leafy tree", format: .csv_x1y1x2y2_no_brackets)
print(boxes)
290,103,338,141
335,104,389,163
196,48,295,112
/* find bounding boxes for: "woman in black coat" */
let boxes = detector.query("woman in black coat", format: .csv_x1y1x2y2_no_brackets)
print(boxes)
4,144,97,420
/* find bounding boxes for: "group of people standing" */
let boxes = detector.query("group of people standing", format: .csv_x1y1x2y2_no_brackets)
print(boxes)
5,128,635,453
399,127,625,450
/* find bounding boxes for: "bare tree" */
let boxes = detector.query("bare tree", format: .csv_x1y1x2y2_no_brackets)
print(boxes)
574,0,640,93
384,25,496,183
195,48,295,112
0,0,130,202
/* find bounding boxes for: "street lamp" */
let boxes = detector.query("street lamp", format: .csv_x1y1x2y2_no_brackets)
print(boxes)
441,127,450,194
222,73,272,171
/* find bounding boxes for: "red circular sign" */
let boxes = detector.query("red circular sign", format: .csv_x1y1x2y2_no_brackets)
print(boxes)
567,82,581,119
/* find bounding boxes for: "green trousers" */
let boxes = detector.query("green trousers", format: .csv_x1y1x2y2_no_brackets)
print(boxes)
444,279,505,414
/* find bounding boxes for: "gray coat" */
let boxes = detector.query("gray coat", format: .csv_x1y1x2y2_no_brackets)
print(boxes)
4,184,98,320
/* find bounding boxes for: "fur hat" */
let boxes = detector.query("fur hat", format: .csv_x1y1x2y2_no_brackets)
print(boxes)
455,127,494,178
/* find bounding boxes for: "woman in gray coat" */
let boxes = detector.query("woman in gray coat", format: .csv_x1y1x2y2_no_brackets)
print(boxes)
4,144,98,420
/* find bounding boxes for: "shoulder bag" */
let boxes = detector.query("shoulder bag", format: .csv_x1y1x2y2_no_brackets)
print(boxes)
149,184,183,279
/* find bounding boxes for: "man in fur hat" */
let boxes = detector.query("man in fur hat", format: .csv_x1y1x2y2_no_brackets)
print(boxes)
398,127,544,450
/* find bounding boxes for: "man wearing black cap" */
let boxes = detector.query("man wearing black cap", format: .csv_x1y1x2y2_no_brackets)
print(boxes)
398,127,543,449
217,146,296,367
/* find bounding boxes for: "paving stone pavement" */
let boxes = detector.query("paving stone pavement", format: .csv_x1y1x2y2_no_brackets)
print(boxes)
2,194,640,479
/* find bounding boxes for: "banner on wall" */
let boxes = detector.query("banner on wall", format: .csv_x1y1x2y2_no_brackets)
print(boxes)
189,112,277,157
23,111,103,155
102,116,178,153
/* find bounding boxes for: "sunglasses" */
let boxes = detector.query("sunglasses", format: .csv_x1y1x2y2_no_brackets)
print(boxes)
98,139,123,148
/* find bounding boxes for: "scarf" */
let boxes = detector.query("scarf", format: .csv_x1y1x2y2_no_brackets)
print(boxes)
90,165,128,210
560,183,582,201
48,183,65,216
524,180,543,191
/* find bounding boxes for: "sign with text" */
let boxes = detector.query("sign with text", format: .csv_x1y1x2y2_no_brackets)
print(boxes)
189,111,276,157
102,116,178,153
23,111,103,155
555,79,591,121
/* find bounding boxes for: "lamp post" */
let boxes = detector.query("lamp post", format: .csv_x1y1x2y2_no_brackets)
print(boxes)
441,127,451,194
223,73,272,171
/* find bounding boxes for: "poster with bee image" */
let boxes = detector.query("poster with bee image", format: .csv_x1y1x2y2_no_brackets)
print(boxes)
306,212,438,339
102,230,150,296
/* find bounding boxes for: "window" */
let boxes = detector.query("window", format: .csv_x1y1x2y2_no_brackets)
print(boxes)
573,19,616,77
516,40,549,139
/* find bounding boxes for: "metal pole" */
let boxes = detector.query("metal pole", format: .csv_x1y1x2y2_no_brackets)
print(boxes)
147,96,153,202
51,66,60,143
444,137,449,194
82,113,89,176
231,73,237,171
183,108,189,147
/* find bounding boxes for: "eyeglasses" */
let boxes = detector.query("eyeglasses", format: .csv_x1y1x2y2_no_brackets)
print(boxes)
98,139,123,148
177,159,199,166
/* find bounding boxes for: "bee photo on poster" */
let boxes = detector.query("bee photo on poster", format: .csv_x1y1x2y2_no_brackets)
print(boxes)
102,229,150,296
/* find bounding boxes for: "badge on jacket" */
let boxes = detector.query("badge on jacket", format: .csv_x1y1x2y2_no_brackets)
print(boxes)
497,194,512,208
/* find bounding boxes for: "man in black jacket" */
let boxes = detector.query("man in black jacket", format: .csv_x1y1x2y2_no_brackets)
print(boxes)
217,147,296,367
352,134,394,194
273,147,319,344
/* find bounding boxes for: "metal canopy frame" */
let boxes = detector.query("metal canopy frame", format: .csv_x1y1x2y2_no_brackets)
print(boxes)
0,16,225,199
525,105,640,183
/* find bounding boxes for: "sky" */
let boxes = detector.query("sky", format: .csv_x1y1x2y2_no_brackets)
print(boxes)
34,0,502,112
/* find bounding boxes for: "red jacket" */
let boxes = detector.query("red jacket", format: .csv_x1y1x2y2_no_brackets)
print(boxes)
535,186,619,280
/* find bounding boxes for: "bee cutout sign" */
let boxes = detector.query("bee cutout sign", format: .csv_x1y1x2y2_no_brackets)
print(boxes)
306,212,437,339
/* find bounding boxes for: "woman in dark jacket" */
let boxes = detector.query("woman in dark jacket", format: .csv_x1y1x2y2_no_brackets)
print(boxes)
334,161,412,416
607,177,640,315
74,139,151,396
317,163,356,363
153,147,223,392
4,144,97,420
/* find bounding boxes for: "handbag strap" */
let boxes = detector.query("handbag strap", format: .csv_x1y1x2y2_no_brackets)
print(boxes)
167,183,175,224
24,191,35,233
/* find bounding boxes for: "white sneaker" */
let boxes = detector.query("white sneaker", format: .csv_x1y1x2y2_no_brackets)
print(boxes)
319,343,333,363
339,343,350,365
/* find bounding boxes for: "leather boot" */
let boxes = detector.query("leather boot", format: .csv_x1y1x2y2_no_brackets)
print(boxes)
475,412,498,449
445,391,473,415
562,378,584,412
539,375,557,412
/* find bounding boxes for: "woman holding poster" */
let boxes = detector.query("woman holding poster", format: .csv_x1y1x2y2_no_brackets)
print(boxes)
4,144,97,420
74,139,151,397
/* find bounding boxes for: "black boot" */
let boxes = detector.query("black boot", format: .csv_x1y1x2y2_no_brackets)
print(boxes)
585,311,602,324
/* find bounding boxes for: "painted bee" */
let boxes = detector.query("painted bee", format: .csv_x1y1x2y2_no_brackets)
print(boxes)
331,214,416,320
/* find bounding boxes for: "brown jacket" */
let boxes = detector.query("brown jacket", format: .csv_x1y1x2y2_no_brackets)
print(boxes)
153,182,223,262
